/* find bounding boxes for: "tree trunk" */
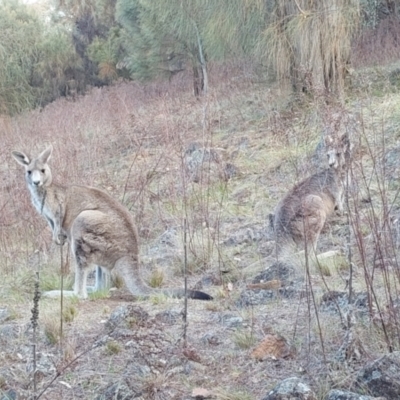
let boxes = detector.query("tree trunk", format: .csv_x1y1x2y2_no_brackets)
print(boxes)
192,19,208,96
192,64,204,97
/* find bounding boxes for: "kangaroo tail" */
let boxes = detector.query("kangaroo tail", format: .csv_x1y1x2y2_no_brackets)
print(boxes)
115,257,213,300
122,273,213,300
162,288,213,300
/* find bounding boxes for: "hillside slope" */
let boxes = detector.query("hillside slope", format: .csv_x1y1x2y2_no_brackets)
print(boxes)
1,66,400,399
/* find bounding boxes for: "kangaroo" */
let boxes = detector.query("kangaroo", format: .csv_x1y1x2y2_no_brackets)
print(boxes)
272,134,349,258
12,145,213,300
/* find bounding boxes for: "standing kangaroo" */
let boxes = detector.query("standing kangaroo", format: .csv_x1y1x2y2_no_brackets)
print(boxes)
272,134,350,257
12,146,212,300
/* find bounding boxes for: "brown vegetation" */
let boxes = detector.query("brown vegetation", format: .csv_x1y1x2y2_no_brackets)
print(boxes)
1,57,400,399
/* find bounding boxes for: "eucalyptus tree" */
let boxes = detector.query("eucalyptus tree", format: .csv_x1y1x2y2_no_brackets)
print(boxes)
116,0,265,95
53,0,122,86
0,0,39,114
0,0,78,114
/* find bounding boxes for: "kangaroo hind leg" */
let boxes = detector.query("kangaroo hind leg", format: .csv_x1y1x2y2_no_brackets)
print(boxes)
72,257,90,299
86,266,111,293
114,256,153,297
301,195,327,255
70,210,109,299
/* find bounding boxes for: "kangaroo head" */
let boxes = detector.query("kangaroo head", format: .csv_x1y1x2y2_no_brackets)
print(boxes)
325,134,349,169
12,145,53,187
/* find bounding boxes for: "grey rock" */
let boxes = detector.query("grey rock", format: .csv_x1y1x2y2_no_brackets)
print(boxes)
158,227,179,247
0,308,10,324
154,310,180,325
124,362,151,377
0,325,18,342
210,313,243,328
356,351,400,398
325,389,384,400
184,144,222,183
1,389,17,400
262,377,317,400
237,288,278,307
197,274,219,287
201,333,222,346
95,381,141,400
223,223,267,246
237,286,298,307
224,162,237,180
237,262,301,307
26,351,56,378
320,291,369,315
252,262,296,286
105,305,149,332
110,328,136,339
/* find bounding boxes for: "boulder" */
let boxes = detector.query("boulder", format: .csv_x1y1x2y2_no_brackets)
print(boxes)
262,377,317,400
356,351,400,398
325,389,385,400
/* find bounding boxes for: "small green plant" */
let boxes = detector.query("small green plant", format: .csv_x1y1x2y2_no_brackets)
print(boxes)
63,304,78,323
148,268,164,288
112,274,124,289
105,340,121,355
43,315,61,345
63,340,77,363
88,289,109,300
140,373,168,398
149,293,168,305
316,261,332,277
205,301,222,312
232,330,257,350
40,269,74,292
173,254,210,276
315,251,347,276
126,317,138,329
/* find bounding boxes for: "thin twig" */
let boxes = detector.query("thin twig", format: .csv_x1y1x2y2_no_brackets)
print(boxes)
59,204,64,351
302,211,327,367
183,218,188,348
345,156,353,329
31,271,40,400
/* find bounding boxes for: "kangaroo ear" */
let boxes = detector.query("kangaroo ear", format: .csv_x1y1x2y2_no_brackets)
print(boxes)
12,151,31,166
38,145,53,164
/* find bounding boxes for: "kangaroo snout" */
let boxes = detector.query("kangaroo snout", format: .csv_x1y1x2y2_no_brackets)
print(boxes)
327,151,337,168
31,170,43,186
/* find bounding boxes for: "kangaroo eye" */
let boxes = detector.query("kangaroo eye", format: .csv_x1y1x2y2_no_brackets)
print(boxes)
27,170,32,175
41,169,45,173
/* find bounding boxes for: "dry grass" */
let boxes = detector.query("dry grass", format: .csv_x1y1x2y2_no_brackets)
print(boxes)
1,62,400,398
352,15,400,69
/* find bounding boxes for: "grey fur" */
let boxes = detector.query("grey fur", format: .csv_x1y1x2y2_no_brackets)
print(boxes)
272,135,349,257
12,146,212,301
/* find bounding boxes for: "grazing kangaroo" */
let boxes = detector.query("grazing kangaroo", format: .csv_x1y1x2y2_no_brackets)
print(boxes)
12,146,213,300
272,134,349,258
